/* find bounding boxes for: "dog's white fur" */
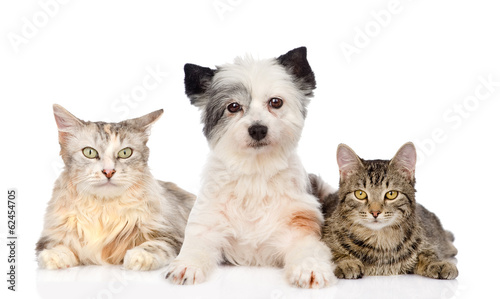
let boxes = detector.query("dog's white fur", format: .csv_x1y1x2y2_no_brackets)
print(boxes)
165,50,335,288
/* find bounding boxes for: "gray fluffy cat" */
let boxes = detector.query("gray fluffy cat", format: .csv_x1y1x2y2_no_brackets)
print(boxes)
36,105,195,270
314,142,458,279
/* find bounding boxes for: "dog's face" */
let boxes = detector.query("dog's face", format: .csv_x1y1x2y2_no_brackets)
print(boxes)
184,47,316,159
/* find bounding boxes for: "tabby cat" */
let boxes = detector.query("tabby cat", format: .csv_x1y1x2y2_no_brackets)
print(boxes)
315,142,458,279
36,105,195,270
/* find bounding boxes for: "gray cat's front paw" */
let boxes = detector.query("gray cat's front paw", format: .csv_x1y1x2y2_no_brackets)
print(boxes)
123,247,162,271
334,259,364,279
38,246,79,269
423,261,458,280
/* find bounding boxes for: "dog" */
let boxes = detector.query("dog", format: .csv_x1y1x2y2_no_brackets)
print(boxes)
165,47,335,288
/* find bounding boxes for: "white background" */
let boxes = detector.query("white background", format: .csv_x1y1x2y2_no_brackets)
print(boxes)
1,0,499,298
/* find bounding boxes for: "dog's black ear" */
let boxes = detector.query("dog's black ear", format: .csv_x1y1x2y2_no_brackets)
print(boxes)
184,63,215,106
277,47,316,95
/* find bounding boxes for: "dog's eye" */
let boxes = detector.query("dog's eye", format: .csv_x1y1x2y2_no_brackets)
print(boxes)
227,102,241,113
269,98,283,109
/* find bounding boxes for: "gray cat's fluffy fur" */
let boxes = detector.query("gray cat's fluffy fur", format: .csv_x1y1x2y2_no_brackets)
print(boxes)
314,142,458,279
36,105,195,270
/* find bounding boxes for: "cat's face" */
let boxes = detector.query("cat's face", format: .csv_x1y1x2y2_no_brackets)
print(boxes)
53,105,163,198
336,143,417,231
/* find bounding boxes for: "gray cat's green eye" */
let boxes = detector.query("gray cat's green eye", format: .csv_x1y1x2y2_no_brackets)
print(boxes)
117,147,133,159
82,147,98,159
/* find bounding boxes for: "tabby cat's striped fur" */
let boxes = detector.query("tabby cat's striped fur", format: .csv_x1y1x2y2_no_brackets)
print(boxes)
317,142,458,279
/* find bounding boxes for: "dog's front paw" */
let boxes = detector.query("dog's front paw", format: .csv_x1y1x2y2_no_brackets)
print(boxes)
285,257,336,288
334,259,364,279
164,260,206,285
38,246,79,269
422,261,458,280
123,247,162,271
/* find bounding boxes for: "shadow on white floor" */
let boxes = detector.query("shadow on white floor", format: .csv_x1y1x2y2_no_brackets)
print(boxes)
36,264,461,299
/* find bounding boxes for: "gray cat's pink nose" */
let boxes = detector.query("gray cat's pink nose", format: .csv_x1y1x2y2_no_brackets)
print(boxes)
102,169,116,179
370,211,381,218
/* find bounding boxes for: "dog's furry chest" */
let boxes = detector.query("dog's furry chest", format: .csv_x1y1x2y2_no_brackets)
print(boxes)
197,157,321,267
215,186,306,267
221,196,288,266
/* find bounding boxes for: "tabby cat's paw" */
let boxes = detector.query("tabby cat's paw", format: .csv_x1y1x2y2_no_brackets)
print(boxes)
285,257,336,288
334,259,364,279
123,247,163,271
38,246,79,269
423,261,458,280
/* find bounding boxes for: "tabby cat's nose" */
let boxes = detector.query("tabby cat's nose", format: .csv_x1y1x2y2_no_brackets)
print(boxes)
102,169,116,179
370,211,381,218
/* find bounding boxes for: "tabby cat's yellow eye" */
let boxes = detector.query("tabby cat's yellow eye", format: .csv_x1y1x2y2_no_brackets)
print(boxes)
354,190,367,200
117,147,133,159
385,191,399,200
82,147,98,159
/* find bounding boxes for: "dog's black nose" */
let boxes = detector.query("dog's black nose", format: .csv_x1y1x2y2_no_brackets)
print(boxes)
248,124,268,141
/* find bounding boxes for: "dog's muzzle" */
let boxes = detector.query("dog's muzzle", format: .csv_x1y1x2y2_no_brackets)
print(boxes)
248,124,268,141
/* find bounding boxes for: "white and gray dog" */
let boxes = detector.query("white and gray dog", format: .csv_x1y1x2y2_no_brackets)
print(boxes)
165,47,335,288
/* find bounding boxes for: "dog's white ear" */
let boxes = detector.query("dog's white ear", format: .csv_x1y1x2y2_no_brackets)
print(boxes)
184,63,215,107
277,47,316,95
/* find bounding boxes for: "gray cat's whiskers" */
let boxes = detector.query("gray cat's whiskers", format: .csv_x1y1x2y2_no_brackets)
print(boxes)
36,105,195,270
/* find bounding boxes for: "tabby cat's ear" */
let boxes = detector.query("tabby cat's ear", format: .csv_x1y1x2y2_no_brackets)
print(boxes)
125,109,164,133
337,144,363,182
389,142,417,182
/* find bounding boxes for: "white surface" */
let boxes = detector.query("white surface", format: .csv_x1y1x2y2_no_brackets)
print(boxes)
36,265,462,299
1,0,499,298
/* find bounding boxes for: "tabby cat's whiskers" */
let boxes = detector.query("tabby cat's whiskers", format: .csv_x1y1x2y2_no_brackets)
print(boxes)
316,142,458,280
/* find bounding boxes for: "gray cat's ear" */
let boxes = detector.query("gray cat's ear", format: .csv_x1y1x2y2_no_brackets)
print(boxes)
184,63,215,107
53,104,83,132
277,47,316,95
127,109,164,133
389,142,417,182
337,144,363,182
